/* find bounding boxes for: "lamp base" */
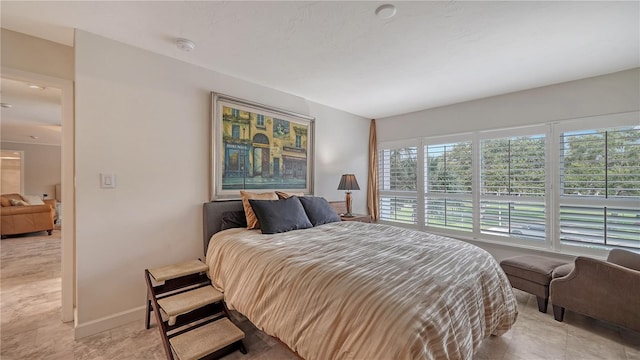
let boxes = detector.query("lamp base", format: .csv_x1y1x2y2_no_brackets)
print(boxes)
345,191,353,217
342,214,355,218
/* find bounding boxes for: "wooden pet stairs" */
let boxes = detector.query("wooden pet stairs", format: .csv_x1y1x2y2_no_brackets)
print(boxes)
145,259,246,360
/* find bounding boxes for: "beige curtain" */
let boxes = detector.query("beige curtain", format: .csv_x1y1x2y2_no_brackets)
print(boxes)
367,119,379,221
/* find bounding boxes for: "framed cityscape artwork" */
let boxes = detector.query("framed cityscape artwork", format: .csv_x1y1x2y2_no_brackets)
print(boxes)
210,92,315,200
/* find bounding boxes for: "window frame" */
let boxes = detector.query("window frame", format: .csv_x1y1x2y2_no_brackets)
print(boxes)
476,124,551,248
553,112,640,255
378,139,421,228
423,133,474,235
377,111,639,257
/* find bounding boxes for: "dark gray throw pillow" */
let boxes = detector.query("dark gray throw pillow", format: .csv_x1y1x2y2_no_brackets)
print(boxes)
220,210,247,230
298,196,341,226
248,197,312,234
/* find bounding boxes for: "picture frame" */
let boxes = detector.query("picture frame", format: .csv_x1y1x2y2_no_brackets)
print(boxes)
210,92,315,200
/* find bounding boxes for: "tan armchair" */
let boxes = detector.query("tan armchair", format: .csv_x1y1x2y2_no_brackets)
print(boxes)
1,194,55,237
550,249,640,332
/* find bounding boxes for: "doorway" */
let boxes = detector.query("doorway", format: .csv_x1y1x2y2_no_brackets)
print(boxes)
1,68,74,323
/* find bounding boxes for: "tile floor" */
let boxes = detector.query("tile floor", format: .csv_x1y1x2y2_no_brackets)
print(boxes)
1,231,638,359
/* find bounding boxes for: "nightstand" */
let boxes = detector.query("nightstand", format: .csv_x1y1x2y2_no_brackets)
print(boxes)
340,214,372,223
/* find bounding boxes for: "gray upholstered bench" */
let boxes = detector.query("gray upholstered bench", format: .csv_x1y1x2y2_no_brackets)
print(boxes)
500,255,569,313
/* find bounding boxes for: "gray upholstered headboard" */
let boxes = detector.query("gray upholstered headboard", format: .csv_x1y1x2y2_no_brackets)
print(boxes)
202,200,244,256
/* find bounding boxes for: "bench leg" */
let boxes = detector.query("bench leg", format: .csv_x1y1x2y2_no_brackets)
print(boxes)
536,296,548,313
145,298,152,329
238,340,247,354
553,305,565,322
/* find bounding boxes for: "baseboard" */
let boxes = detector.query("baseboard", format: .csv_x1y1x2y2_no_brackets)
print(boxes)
74,305,146,339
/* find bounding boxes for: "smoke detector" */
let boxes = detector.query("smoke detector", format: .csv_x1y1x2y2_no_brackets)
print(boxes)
176,38,196,52
375,4,397,19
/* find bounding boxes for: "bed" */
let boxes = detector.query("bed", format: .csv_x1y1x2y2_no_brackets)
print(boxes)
203,200,518,360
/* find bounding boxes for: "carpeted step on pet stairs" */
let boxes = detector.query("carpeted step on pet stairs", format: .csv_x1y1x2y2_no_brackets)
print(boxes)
145,259,246,360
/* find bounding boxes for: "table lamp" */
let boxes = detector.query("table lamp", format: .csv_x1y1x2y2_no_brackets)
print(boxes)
337,174,360,217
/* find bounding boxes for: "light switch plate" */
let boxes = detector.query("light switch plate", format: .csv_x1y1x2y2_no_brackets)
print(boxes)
100,173,116,189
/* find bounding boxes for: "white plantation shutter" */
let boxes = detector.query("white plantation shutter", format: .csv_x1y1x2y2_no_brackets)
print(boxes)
425,198,473,232
480,201,546,240
379,196,418,224
481,136,546,197
480,133,547,241
378,146,418,224
424,141,473,232
559,126,640,249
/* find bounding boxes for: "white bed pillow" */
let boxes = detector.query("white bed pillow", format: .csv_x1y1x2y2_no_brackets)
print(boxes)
22,194,45,205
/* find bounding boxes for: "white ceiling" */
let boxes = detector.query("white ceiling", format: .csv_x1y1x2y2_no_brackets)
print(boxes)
1,1,638,120
1,78,62,145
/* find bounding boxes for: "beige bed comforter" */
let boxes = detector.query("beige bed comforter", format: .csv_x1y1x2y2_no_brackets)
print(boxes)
206,222,517,360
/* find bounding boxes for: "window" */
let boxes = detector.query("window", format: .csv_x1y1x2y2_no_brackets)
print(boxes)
559,126,640,250
377,113,639,253
378,145,418,224
0,150,23,194
424,141,473,232
296,135,302,148
232,125,240,139
256,114,265,127
480,133,547,242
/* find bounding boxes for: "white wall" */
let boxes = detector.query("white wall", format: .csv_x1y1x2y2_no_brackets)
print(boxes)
309,101,370,207
0,142,61,197
377,68,640,141
74,31,369,337
1,28,74,79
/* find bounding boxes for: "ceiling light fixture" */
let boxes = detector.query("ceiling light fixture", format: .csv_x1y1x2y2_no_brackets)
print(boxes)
0,103,12,108
375,4,397,19
176,38,196,52
28,84,46,90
